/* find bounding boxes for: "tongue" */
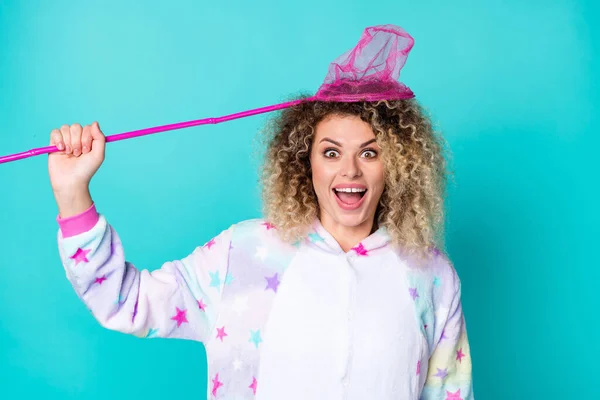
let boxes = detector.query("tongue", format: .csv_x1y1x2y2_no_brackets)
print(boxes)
337,191,362,205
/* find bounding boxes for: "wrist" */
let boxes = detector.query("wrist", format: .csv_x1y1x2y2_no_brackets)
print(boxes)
53,186,93,218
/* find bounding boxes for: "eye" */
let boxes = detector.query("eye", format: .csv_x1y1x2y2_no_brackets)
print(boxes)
361,149,378,159
324,148,340,158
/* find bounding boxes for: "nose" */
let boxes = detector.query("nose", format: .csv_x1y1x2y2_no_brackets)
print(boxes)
341,155,361,179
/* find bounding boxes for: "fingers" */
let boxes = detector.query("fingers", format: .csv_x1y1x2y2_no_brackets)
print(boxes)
69,123,83,156
82,125,92,154
60,125,72,154
50,129,64,151
53,122,105,156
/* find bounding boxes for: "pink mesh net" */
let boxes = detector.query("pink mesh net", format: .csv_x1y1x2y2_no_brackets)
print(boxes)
313,24,415,102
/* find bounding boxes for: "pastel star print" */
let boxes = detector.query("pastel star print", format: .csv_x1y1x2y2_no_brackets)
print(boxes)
435,368,448,380
262,222,276,230
265,273,280,292
216,326,228,341
197,299,206,311
232,295,249,315
440,329,448,341
456,348,465,363
249,377,258,395
233,359,243,371
211,373,223,396
255,246,268,261
204,238,216,249
416,360,421,376
224,273,234,286
351,242,368,256
433,277,441,287
249,329,262,348
132,299,139,323
145,328,159,338
308,233,324,243
171,307,188,327
94,276,107,285
446,389,463,400
409,287,419,300
209,271,221,288
70,248,90,265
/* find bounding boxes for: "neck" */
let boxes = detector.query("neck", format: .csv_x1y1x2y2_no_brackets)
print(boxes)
319,213,375,252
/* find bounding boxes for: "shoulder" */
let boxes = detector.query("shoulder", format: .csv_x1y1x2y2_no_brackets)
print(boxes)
428,248,461,293
228,218,291,248
230,218,274,233
226,218,279,242
395,246,462,306
226,218,298,269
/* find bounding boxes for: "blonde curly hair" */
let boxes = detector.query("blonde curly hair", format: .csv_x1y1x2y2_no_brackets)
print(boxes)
255,93,454,262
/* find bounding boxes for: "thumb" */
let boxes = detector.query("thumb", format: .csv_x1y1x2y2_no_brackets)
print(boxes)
90,121,106,156
91,121,105,141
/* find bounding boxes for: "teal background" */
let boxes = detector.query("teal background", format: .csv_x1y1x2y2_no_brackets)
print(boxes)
0,0,597,398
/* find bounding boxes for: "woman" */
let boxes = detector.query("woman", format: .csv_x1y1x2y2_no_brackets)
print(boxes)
49,25,474,400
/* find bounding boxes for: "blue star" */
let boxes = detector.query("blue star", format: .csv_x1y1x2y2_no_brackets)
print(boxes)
308,233,324,243
209,271,221,289
249,329,263,348
145,328,159,338
224,273,234,286
433,277,441,287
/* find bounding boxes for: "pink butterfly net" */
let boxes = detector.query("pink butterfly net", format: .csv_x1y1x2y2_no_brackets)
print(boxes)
0,24,415,164
313,24,414,102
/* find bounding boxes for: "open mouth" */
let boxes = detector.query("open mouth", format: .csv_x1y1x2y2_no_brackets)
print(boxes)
333,188,367,206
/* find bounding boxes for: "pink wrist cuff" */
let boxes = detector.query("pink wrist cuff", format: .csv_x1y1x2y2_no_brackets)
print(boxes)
57,203,99,238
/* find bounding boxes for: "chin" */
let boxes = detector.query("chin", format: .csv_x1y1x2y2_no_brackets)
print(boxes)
331,211,371,228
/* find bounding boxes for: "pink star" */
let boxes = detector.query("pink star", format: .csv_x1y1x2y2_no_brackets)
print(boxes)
70,248,91,265
249,376,258,395
197,299,206,311
211,373,223,397
456,348,465,363
416,360,421,376
94,276,107,285
350,242,368,256
170,307,188,327
424,324,428,330
446,389,463,400
216,326,228,341
262,222,276,230
204,238,216,249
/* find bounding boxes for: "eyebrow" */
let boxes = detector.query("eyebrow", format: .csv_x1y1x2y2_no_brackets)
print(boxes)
319,138,377,148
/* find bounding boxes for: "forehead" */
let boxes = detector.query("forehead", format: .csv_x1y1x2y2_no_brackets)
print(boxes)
314,114,376,144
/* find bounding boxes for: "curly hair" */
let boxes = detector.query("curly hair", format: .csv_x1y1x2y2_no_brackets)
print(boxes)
255,93,454,262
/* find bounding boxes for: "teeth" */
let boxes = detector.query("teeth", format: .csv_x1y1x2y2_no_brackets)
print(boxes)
334,188,366,193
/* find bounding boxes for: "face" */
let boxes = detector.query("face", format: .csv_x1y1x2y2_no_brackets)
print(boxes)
310,114,385,232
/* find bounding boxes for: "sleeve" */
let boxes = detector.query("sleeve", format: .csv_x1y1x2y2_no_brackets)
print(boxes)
420,272,474,400
56,203,233,343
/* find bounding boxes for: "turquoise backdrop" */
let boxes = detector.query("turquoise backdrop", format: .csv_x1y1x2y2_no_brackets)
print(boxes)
0,0,597,398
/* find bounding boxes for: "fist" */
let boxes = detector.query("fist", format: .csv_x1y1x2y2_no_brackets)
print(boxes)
48,122,106,194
